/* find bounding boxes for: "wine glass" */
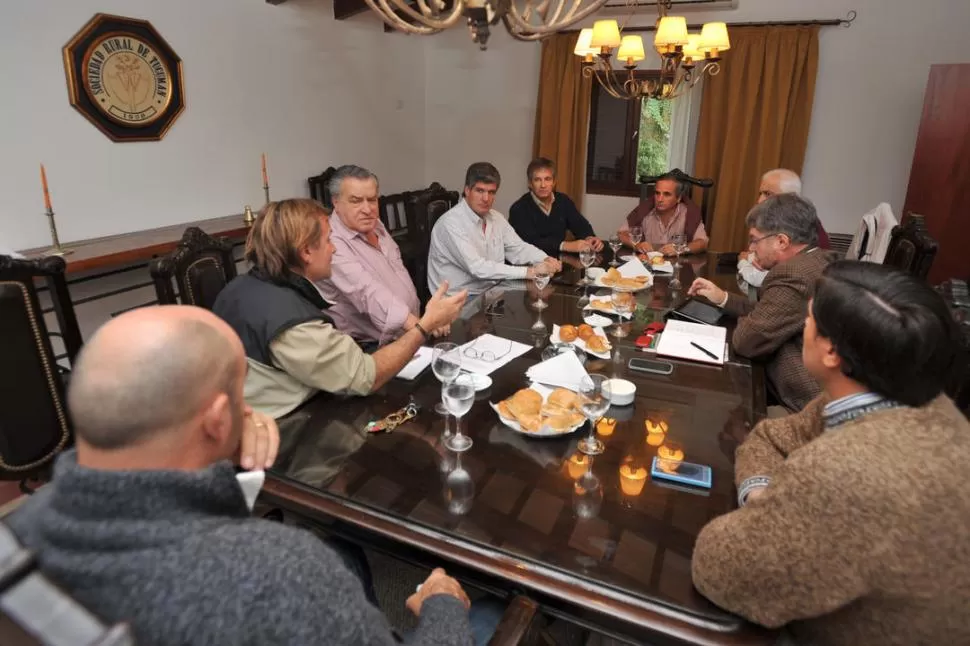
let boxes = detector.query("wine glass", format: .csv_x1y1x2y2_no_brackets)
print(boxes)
610,290,633,338
532,264,551,310
443,374,475,452
432,342,461,417
577,374,611,456
608,234,622,266
629,226,643,255
443,452,475,515
579,248,596,286
572,463,604,520
668,233,686,290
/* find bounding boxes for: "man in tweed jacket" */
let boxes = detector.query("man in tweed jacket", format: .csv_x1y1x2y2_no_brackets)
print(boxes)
692,261,970,645
689,194,835,411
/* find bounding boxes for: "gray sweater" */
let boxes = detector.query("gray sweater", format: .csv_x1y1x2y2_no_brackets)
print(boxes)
7,451,472,646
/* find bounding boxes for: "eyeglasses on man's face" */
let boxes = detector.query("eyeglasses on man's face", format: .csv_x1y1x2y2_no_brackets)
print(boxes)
748,232,781,248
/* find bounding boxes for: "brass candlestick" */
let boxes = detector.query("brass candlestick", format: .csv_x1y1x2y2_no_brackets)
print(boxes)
243,204,255,226
43,206,73,256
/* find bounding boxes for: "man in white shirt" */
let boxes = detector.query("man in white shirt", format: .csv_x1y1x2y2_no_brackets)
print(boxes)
427,162,562,296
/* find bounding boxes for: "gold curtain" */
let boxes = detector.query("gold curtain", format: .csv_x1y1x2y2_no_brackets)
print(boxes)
533,33,592,209
694,25,819,251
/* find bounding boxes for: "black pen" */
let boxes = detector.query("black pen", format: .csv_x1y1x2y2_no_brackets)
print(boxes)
690,341,719,360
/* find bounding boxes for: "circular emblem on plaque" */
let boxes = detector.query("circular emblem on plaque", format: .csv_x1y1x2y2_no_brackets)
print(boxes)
63,14,184,142
81,34,173,127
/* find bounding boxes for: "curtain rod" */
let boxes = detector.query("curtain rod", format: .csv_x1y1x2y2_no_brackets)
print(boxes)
559,9,856,34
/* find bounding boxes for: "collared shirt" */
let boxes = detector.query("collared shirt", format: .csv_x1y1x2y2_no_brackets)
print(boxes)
427,199,547,296
823,391,898,429
530,191,555,216
315,214,420,346
620,203,709,246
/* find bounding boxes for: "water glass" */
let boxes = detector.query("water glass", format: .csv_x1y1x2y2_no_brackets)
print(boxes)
432,342,461,416
608,234,622,266
573,468,604,520
532,265,551,310
668,233,686,290
577,374,610,456
610,290,634,338
443,453,475,515
443,374,475,452
579,248,596,285
630,226,643,251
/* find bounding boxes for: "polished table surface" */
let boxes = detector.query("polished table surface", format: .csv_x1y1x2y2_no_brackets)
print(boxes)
261,253,771,646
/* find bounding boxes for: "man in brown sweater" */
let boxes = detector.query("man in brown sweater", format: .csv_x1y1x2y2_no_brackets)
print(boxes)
689,194,835,411
692,261,970,646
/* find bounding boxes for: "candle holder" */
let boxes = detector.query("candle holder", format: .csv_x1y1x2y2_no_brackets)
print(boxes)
243,205,256,227
42,207,73,256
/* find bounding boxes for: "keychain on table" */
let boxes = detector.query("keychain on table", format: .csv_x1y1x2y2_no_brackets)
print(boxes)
366,398,420,434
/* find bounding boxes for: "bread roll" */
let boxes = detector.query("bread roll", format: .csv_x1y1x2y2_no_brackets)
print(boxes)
559,324,579,342
577,324,596,340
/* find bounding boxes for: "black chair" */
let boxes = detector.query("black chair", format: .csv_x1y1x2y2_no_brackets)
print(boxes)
883,214,938,280
639,168,716,232
307,167,337,209
0,255,81,487
407,183,460,304
0,522,134,645
150,227,238,309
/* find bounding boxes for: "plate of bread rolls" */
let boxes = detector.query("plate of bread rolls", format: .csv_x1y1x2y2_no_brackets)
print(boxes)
594,267,653,291
551,323,612,359
491,385,587,437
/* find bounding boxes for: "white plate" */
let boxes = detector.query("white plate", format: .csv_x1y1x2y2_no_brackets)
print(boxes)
593,273,653,292
549,324,612,359
489,385,586,438
585,297,635,319
464,372,492,392
619,252,674,273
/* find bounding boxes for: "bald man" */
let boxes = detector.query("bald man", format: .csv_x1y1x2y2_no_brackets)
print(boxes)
6,306,478,646
739,170,830,288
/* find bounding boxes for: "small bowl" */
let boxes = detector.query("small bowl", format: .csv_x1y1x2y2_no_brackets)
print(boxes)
541,342,587,365
466,373,492,392
586,267,606,281
604,378,636,406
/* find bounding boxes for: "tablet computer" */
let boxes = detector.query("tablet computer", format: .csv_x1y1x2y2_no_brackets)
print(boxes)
666,298,724,326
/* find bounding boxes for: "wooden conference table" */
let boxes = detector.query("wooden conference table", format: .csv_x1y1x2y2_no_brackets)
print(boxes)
260,254,772,646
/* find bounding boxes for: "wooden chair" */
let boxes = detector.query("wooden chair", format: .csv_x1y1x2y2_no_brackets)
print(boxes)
0,255,80,488
883,214,938,280
640,168,716,231
307,167,337,209
407,183,460,304
150,227,238,310
0,523,135,646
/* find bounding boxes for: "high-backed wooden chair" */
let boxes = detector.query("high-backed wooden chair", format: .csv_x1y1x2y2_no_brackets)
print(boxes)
407,183,460,304
307,167,337,209
640,168,716,231
883,214,938,280
150,227,238,310
0,522,135,646
0,255,81,486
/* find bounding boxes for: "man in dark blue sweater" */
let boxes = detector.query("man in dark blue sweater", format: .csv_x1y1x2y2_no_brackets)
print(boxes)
8,305,482,646
509,158,603,258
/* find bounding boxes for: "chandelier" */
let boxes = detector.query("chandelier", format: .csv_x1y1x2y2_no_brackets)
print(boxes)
574,1,730,100
361,0,612,50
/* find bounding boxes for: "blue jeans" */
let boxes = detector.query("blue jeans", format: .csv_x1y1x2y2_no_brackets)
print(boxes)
467,598,505,646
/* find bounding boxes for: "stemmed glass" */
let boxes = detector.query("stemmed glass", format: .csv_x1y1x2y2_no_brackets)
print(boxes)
443,452,475,515
629,226,644,256
578,248,596,285
531,264,551,311
443,374,475,452
432,343,461,419
669,233,686,290
610,289,634,338
608,234,623,266
573,464,604,520
577,374,611,456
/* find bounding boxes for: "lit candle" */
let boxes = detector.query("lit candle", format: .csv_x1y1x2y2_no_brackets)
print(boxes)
566,453,589,479
657,442,685,474
596,417,616,436
646,432,665,447
261,153,268,187
40,164,52,211
619,463,648,496
645,419,668,436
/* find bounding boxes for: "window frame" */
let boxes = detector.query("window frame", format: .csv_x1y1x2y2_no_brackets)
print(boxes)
585,70,663,198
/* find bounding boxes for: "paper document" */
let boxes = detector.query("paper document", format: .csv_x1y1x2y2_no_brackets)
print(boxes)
395,346,433,380
655,319,728,365
458,334,532,375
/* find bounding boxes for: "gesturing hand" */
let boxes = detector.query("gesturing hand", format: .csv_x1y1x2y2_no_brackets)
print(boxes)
687,277,726,306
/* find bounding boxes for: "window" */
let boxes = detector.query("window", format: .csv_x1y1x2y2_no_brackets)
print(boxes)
585,71,684,197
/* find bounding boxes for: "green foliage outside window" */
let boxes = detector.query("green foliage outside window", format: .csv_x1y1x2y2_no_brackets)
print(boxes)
636,97,673,180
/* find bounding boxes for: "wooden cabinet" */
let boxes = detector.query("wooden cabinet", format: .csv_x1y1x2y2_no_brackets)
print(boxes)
903,64,970,284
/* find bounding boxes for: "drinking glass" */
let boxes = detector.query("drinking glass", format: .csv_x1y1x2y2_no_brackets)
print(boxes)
443,452,475,515
577,374,611,456
668,233,686,290
573,466,604,520
608,233,623,266
532,264,551,310
443,374,475,452
629,226,643,253
610,290,634,338
579,248,596,285
432,342,461,416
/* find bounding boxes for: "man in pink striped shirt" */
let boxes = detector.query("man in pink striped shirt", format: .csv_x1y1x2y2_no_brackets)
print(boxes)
316,165,446,348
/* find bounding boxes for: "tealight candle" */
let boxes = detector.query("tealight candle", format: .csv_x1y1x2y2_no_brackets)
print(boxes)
645,419,669,435
566,453,590,479
619,463,648,496
596,417,616,436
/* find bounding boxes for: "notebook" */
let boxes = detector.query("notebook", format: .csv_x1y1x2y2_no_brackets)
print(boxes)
655,319,728,365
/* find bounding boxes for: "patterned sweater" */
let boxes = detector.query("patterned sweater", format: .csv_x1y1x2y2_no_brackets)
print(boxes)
692,395,970,645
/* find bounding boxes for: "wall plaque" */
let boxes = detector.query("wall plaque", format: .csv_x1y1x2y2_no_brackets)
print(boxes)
63,14,185,142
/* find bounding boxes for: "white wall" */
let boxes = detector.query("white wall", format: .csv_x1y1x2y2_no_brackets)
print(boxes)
0,0,426,250
423,29,541,216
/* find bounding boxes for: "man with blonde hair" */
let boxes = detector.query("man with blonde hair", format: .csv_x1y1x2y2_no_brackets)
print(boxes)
214,198,467,417
8,305,479,646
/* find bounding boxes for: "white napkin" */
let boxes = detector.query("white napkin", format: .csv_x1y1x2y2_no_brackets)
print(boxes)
618,257,651,277
396,346,433,380
526,350,589,390
235,470,265,512
645,251,674,273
